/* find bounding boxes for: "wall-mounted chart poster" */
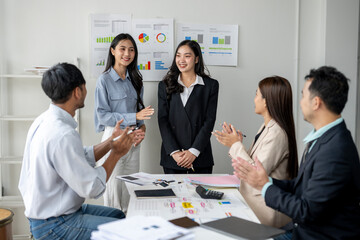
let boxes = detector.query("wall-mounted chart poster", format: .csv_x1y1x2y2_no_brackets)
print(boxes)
90,14,132,78
176,23,238,66
132,19,174,81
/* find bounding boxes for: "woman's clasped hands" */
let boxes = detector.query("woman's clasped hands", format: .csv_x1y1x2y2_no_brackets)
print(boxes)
172,150,196,169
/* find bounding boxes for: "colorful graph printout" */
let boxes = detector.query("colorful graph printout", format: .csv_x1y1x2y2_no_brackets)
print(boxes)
138,61,151,70
177,23,238,66
185,34,204,44
132,19,174,81
96,36,116,43
96,59,105,66
156,33,166,43
139,33,150,43
90,14,132,78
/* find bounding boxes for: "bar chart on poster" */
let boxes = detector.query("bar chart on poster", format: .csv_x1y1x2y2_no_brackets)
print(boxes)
177,23,238,66
90,14,132,78
132,19,174,81
90,15,236,79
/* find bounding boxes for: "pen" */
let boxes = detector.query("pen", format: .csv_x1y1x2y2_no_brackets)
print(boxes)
127,126,139,135
112,126,140,142
220,123,246,137
112,135,122,142
181,149,195,172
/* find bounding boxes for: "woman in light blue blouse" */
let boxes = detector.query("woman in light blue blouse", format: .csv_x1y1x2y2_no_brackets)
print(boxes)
94,33,154,211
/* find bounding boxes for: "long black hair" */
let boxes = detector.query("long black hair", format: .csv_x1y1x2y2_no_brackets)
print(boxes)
259,76,298,179
104,33,144,111
162,40,210,99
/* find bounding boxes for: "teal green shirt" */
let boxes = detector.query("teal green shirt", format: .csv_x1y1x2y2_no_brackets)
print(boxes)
303,117,343,153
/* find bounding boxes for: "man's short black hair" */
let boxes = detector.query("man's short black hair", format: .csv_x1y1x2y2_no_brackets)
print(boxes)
41,63,86,104
305,66,349,115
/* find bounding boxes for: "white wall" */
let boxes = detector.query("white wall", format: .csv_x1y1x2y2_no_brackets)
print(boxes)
2,0,301,175
325,0,359,139
296,0,359,153
0,0,359,237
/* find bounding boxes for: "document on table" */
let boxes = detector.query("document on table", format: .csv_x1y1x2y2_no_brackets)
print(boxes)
116,172,176,186
127,191,251,224
171,183,190,195
91,215,194,240
116,172,155,185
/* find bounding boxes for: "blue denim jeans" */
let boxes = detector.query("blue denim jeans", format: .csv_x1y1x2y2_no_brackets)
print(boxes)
28,204,125,240
274,230,293,240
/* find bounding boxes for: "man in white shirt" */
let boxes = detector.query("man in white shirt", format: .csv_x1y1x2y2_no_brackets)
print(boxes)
19,63,135,239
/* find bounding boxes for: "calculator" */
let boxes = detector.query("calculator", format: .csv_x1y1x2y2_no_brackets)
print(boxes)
196,185,224,200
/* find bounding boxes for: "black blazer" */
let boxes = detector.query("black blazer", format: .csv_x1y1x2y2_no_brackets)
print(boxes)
265,121,360,239
157,77,219,169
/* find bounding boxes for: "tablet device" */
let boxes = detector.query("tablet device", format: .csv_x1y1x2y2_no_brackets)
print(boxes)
134,189,176,198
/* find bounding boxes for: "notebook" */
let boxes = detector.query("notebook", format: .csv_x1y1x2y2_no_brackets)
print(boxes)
134,189,176,198
201,216,285,240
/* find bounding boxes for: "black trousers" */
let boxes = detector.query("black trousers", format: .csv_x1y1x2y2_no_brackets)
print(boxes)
163,166,213,174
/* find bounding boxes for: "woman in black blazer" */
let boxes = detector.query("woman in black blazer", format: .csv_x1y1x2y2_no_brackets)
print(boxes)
158,40,219,174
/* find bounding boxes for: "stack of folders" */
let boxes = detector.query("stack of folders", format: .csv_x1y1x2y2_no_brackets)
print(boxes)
184,175,241,188
91,216,194,240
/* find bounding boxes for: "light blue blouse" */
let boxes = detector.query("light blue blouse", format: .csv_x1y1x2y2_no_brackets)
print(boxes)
94,67,144,132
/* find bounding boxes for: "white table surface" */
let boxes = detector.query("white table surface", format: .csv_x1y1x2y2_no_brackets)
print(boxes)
124,173,259,240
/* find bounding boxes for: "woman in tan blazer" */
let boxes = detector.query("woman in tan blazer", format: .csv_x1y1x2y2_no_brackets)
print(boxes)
213,76,298,228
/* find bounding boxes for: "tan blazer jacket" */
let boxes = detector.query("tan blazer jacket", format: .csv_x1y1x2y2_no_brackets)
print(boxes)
229,119,291,228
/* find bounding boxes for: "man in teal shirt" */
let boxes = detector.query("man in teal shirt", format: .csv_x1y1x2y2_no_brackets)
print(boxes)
232,66,360,239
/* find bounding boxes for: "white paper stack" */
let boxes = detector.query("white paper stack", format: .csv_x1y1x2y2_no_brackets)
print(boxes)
24,66,50,75
91,215,194,240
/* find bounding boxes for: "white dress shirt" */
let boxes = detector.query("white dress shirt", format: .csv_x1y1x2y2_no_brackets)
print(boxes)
19,104,106,219
177,75,204,107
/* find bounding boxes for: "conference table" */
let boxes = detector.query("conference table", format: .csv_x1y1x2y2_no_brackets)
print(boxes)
124,173,260,239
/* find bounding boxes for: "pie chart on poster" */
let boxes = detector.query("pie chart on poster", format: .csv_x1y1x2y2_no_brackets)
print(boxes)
156,33,166,43
139,33,149,43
